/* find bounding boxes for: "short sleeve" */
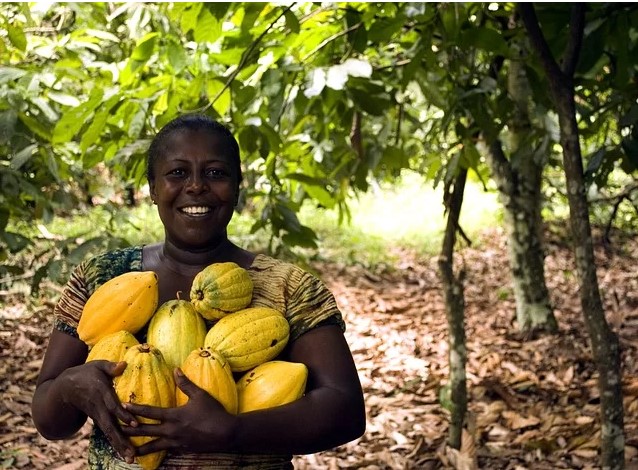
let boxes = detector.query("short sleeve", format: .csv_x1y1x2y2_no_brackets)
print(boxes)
52,261,91,336
51,246,143,337
248,255,345,342
285,270,345,341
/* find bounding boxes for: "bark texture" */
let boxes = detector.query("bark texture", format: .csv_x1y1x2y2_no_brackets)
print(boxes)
438,169,468,449
519,4,625,468
483,21,557,333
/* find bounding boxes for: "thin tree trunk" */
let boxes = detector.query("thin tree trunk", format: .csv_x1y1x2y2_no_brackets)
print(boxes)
487,139,557,333
519,4,625,468
485,25,557,333
438,168,467,449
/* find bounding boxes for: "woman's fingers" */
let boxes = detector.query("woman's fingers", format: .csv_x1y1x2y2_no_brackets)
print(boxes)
93,410,137,463
122,402,168,421
173,368,204,400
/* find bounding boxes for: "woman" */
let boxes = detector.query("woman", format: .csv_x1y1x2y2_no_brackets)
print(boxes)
31,114,366,469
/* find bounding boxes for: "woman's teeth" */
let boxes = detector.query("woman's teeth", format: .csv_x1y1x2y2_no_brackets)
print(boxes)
181,206,211,215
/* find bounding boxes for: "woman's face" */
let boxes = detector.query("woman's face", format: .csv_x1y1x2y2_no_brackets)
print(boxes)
149,129,239,251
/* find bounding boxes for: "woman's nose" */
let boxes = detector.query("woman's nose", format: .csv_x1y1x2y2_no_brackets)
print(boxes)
185,173,208,193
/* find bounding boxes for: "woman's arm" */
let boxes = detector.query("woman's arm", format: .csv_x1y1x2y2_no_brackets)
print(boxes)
31,329,139,462
122,324,366,455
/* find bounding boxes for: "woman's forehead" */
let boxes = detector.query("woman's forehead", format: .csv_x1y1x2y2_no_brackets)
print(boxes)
163,128,228,148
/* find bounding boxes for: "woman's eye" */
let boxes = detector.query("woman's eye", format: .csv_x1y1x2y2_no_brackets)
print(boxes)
206,168,227,178
168,168,185,176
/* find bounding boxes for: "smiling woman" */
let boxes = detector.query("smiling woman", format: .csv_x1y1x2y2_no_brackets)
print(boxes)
30,114,366,469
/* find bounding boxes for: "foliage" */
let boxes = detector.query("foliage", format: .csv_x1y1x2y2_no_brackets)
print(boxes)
0,2,637,292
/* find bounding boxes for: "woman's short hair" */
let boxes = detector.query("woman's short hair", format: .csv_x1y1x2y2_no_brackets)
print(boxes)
147,114,243,186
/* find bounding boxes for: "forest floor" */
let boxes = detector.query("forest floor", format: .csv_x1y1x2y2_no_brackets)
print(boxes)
1,226,637,469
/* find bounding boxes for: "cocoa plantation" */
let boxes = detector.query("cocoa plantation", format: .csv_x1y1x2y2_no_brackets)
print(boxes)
1,2,637,469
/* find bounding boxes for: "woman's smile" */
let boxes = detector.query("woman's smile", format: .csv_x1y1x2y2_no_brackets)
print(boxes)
180,205,212,216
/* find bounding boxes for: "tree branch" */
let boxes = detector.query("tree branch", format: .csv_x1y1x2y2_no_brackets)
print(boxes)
562,4,585,77
517,3,564,85
207,4,295,109
302,22,362,62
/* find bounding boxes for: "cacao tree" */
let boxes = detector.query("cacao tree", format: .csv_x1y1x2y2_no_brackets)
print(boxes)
519,3,629,468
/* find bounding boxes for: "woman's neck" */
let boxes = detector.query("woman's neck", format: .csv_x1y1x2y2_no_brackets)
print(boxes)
160,237,237,275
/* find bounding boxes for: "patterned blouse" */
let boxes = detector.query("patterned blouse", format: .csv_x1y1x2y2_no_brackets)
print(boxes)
52,246,345,470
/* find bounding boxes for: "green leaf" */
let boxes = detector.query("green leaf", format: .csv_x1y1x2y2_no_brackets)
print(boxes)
128,103,146,138
275,201,302,233
181,3,203,34
282,224,318,249
131,32,159,61
0,207,9,232
47,91,81,107
0,66,27,84
348,86,392,115
459,26,509,57
0,110,18,142
285,173,335,208
210,48,244,66
461,142,481,170
166,41,187,73
18,112,52,141
10,144,37,169
206,79,231,116
80,94,121,152
584,147,607,179
52,89,104,144
67,237,107,265
6,24,27,51
284,10,300,34
366,16,405,42
195,8,221,43
2,231,31,253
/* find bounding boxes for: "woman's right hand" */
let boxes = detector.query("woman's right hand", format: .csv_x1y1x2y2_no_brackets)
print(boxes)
32,329,140,466
56,360,139,463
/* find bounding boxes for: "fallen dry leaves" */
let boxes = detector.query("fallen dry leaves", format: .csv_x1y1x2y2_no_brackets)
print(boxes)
1,226,637,469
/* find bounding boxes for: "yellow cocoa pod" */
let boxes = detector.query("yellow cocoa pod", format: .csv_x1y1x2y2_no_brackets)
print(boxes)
115,343,175,470
85,330,139,363
237,361,308,413
189,262,253,320
78,271,159,346
177,347,238,414
204,307,289,372
146,298,206,371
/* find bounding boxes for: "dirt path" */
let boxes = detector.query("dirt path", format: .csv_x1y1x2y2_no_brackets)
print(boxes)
2,228,637,469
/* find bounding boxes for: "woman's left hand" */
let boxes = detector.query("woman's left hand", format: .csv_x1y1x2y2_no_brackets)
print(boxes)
120,368,236,456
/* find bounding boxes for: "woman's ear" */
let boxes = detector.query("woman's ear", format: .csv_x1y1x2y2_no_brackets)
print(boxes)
149,183,157,204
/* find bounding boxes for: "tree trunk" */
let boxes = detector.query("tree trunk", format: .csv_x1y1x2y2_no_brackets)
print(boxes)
438,168,468,449
520,4,625,468
485,28,557,333
487,140,556,333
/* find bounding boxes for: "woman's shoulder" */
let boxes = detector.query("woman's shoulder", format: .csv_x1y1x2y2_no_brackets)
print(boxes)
248,253,328,291
249,253,305,275
82,245,144,293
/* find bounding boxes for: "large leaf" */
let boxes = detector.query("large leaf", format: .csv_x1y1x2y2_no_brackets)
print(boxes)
52,89,104,143
459,26,509,57
131,32,159,61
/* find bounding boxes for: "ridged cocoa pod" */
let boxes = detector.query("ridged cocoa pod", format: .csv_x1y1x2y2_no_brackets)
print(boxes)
85,330,139,363
204,307,290,372
114,343,175,470
189,262,253,320
146,298,206,371
78,271,159,346
236,360,308,413
177,347,238,414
